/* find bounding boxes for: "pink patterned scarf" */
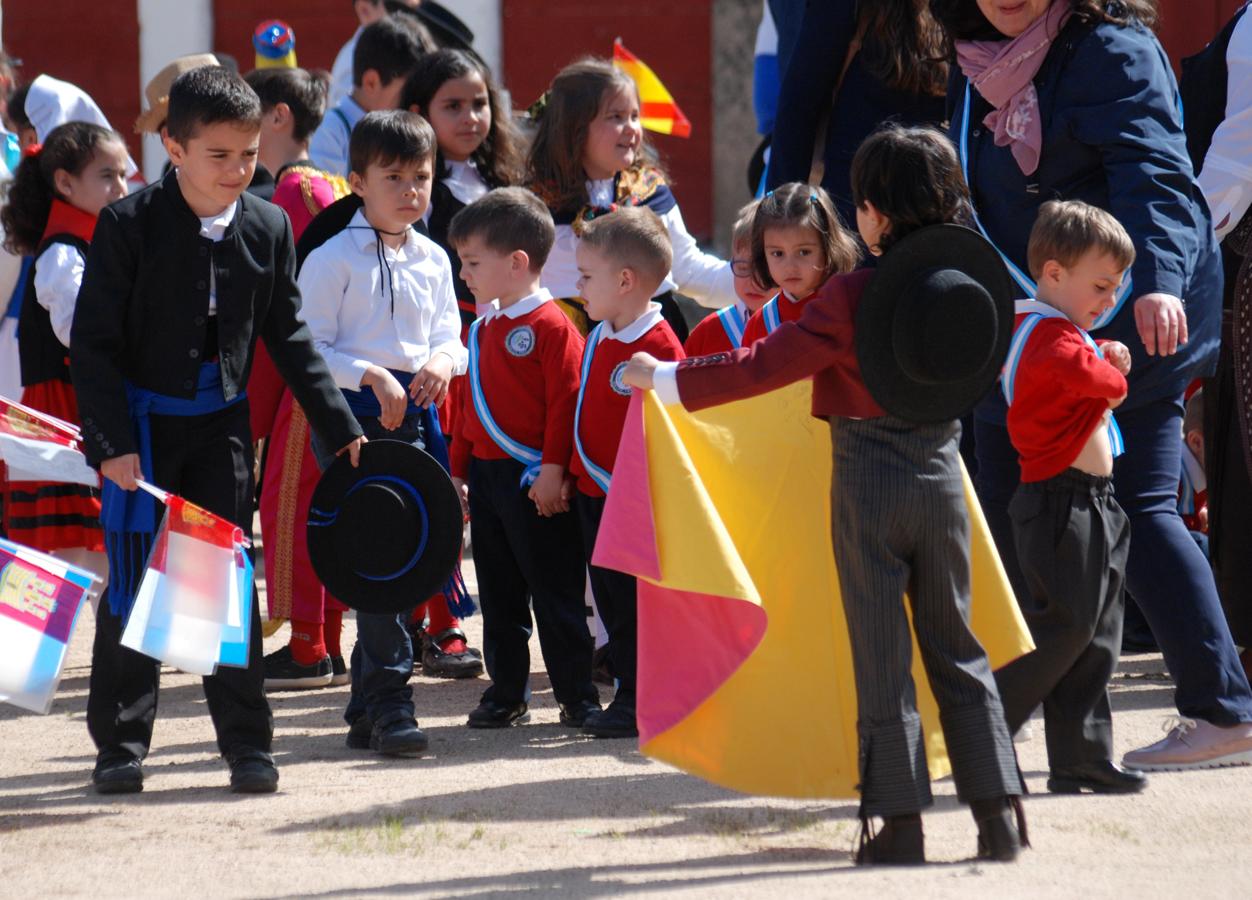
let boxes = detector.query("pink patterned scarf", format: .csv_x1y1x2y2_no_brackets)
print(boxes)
955,1,1073,176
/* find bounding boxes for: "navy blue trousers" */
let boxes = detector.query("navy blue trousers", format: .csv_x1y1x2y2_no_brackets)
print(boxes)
975,396,1252,725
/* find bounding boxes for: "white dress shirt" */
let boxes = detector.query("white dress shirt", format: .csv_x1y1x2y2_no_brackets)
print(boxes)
33,243,84,348
298,208,468,390
328,26,363,110
541,178,736,308
308,96,367,179
196,199,237,315
1201,6,1252,240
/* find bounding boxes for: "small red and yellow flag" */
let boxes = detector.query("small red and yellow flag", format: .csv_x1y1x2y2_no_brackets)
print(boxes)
612,38,692,138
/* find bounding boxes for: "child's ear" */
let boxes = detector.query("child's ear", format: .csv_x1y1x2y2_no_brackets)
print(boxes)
52,168,74,198
1040,259,1065,285
511,249,530,273
1186,430,1205,461
618,266,637,294
271,102,292,129
408,103,422,115
348,170,366,197
361,69,381,95
163,133,187,167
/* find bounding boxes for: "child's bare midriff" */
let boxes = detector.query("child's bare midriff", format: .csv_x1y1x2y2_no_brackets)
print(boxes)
1070,411,1115,477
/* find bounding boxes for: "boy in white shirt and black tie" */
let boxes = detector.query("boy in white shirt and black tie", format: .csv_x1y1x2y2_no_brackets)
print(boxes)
299,110,467,757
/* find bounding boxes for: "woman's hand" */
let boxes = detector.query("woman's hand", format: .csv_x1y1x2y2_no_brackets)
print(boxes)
1133,293,1188,357
622,352,660,391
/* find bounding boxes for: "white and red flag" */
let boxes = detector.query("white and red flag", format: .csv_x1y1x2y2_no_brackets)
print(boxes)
0,394,97,486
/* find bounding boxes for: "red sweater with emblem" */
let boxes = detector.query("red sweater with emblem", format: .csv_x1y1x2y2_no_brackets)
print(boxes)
740,290,816,345
1005,313,1128,483
572,314,684,497
674,269,884,420
450,299,584,479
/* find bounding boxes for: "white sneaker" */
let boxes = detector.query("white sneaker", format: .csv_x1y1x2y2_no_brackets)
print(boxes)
1122,716,1252,771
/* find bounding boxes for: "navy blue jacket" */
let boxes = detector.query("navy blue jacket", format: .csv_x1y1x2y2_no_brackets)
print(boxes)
951,16,1222,418
768,0,946,225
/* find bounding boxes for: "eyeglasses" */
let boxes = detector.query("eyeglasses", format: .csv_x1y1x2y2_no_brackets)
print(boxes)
730,258,753,277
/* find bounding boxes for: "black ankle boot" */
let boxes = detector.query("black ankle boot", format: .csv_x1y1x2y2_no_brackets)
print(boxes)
971,796,1028,862
855,813,925,865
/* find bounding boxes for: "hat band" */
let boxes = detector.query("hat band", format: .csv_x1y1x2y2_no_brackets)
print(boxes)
308,475,430,582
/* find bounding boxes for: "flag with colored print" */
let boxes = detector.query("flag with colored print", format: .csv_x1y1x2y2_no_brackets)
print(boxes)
121,494,252,676
594,388,1033,798
612,39,692,138
0,394,97,486
0,537,96,713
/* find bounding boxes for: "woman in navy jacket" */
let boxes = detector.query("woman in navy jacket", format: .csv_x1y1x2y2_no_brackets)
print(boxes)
934,0,1252,771
767,1,948,227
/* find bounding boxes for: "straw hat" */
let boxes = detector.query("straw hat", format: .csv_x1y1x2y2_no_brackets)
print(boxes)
134,53,220,134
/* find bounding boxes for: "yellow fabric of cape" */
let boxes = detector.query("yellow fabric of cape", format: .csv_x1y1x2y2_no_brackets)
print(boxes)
631,384,1032,799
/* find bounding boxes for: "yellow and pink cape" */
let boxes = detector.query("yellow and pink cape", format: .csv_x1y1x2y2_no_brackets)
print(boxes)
594,385,1033,798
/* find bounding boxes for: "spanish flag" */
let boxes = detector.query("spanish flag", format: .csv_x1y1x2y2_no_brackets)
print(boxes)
594,387,1032,798
612,38,693,138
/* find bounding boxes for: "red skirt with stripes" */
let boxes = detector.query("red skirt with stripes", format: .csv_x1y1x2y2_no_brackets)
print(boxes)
1,379,103,552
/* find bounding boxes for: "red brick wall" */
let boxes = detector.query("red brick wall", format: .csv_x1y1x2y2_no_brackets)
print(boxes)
1159,0,1246,64
500,0,714,241
5,4,141,159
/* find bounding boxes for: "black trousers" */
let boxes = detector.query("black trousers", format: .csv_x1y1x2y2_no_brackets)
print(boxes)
469,458,597,707
87,402,271,760
1206,340,1252,647
831,416,1022,817
575,492,638,702
995,469,1130,768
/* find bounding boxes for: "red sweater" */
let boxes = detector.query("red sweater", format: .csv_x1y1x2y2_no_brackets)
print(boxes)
572,310,684,497
675,269,884,420
740,290,816,345
450,298,584,479
1005,313,1128,483
684,303,748,356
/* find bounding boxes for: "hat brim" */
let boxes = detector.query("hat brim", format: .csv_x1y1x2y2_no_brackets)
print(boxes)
307,440,463,615
855,225,1015,424
134,103,167,135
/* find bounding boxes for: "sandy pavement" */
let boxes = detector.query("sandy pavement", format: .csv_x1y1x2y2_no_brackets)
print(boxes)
1,555,1250,898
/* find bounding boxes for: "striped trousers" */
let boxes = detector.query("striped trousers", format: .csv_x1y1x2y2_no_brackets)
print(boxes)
831,416,1022,817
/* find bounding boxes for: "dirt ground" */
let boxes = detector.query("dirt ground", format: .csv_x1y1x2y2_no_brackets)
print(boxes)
1,554,1250,899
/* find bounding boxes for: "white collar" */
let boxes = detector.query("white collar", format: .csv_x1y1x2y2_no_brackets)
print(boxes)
1015,298,1071,321
586,177,615,208
485,288,552,320
599,302,663,344
345,208,420,254
197,199,237,240
444,159,489,207
1181,439,1207,493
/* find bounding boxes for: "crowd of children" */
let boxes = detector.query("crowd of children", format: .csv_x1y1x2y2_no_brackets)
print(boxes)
1,1,1250,868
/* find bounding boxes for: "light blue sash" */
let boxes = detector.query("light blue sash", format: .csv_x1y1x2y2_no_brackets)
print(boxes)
716,304,747,347
1001,299,1125,457
467,317,542,487
761,295,782,335
573,323,613,494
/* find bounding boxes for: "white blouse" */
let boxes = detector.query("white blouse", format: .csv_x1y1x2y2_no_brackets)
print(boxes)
1200,9,1252,241
33,242,84,348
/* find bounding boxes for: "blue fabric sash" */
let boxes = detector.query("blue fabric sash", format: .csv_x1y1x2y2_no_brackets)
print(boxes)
716,304,747,347
762,296,782,335
468,318,542,487
101,362,243,615
573,323,613,494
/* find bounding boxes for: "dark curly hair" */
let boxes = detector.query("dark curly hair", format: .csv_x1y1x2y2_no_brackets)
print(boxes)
850,124,971,254
929,0,1158,42
0,121,122,255
400,49,522,189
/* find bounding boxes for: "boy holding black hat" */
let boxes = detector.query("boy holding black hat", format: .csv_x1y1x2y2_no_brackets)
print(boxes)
299,109,466,757
993,200,1145,795
446,187,601,729
71,66,365,795
624,125,1025,865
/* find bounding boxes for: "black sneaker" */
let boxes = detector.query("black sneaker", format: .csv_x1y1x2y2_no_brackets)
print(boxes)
467,700,529,729
418,627,484,679
371,718,429,757
346,716,373,750
582,699,638,739
263,645,333,690
226,748,279,794
92,751,143,795
559,699,602,728
329,654,350,686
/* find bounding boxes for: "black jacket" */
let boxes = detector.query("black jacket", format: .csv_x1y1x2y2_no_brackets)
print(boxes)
70,169,362,467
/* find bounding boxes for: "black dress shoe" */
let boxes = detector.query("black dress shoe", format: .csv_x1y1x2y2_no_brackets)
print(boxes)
855,814,925,866
227,749,279,794
973,796,1026,862
92,752,143,795
1048,760,1148,794
371,718,429,757
582,700,637,738
559,699,602,728
346,716,373,750
467,700,529,729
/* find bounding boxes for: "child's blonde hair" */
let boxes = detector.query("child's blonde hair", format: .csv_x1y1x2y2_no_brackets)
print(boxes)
579,206,672,290
731,199,760,250
1027,200,1136,280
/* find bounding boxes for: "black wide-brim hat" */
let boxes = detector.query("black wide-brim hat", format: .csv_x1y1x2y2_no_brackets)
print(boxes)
855,225,1015,424
308,440,463,615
